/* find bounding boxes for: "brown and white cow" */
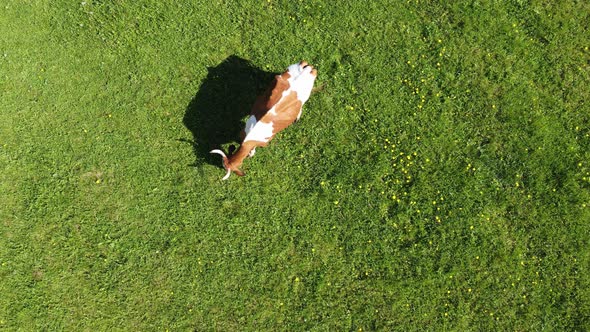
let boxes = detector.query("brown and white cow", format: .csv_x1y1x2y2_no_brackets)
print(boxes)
210,61,317,180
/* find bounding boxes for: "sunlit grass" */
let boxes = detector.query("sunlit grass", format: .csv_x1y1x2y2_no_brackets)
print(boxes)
1,0,589,330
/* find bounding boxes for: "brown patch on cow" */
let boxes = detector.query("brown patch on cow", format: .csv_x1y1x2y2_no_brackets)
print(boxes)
259,91,302,135
250,74,290,121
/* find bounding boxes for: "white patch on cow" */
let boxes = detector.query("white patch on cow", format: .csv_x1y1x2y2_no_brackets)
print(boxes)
244,115,257,135
286,63,303,82
244,120,274,143
267,103,278,116
291,66,316,103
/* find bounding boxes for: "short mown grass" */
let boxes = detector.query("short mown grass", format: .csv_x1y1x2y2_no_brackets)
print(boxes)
1,0,589,330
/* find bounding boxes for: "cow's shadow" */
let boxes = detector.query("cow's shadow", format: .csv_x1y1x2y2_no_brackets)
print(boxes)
183,56,277,168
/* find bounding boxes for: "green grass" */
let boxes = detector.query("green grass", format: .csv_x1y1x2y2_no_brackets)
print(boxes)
1,0,589,330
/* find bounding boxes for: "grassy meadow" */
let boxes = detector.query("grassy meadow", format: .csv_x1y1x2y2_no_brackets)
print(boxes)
1,0,589,330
